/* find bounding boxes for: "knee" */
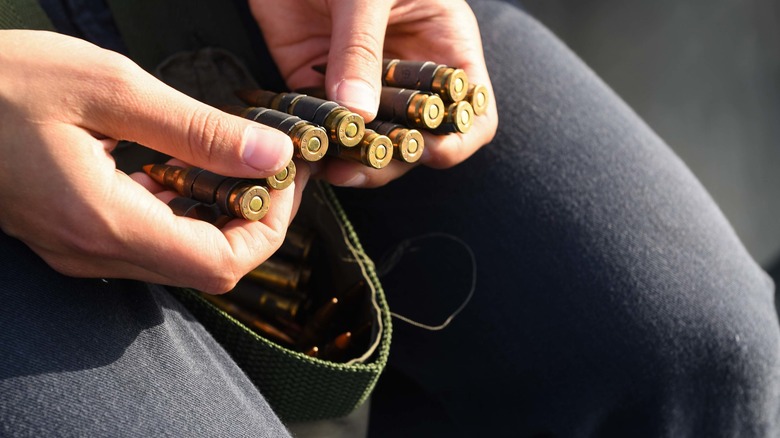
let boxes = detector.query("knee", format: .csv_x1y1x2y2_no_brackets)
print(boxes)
618,269,780,430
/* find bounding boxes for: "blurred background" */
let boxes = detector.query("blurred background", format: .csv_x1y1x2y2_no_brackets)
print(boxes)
522,1,780,283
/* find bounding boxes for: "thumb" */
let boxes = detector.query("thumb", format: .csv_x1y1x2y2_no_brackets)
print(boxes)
325,1,390,120
86,65,293,178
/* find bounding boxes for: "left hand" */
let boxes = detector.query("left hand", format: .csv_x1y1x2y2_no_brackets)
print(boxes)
249,0,498,187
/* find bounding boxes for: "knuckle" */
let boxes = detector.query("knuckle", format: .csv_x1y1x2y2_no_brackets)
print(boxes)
186,108,233,164
265,229,287,254
200,267,242,294
92,51,141,94
339,32,383,68
195,249,246,294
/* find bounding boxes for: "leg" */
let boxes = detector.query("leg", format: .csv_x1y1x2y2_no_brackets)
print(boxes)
335,2,780,436
0,231,291,437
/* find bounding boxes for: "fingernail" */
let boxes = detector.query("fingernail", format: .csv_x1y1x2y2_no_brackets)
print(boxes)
335,79,377,118
339,172,367,187
242,125,292,172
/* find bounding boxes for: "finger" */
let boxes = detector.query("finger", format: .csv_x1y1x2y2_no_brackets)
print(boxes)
325,0,391,120
128,170,164,193
318,158,415,188
123,160,309,292
80,54,294,179
36,162,297,293
286,159,310,223
114,171,297,293
419,107,497,169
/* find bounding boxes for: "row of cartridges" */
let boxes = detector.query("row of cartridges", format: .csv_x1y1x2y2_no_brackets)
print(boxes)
199,223,373,362
142,59,489,223
232,58,490,170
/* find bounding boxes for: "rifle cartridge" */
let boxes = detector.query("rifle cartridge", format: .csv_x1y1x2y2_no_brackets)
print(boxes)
297,297,339,348
264,160,296,190
235,88,278,108
236,107,329,162
228,280,308,323
245,256,312,292
366,120,424,163
378,87,445,130
220,181,271,221
238,89,364,147
143,164,271,221
382,59,470,103
433,101,475,134
466,83,490,116
333,129,394,169
200,293,296,345
320,331,352,362
143,163,200,197
277,224,316,262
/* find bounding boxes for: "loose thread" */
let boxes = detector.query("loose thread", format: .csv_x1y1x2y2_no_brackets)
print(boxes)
377,232,477,331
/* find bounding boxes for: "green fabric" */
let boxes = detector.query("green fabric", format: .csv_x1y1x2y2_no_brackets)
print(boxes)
0,0,54,30
171,183,392,423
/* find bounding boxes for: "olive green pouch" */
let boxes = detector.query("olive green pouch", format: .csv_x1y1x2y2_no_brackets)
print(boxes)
169,182,392,423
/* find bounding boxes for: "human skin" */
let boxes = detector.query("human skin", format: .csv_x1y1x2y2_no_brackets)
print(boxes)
0,30,304,294
0,1,496,292
250,0,499,187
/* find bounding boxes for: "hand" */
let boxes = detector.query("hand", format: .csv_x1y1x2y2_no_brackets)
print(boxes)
250,0,498,187
0,30,306,293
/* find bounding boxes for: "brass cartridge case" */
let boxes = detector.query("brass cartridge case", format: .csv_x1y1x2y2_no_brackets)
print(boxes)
466,83,489,116
286,93,364,148
239,107,329,162
144,164,270,221
245,256,312,292
320,331,352,362
235,89,279,109
366,120,424,163
228,280,308,323
200,293,296,346
277,224,316,262
238,89,364,148
333,129,393,169
263,160,296,191
433,101,475,135
217,180,271,221
378,87,445,130
382,59,470,103
297,296,339,348
144,163,202,198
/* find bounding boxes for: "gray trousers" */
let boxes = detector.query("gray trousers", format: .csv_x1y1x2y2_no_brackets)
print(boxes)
2,1,779,436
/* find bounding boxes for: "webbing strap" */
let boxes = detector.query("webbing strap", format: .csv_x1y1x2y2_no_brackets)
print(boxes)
0,0,54,30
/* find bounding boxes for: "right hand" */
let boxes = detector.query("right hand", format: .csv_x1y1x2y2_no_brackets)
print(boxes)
0,30,305,293
250,0,498,188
